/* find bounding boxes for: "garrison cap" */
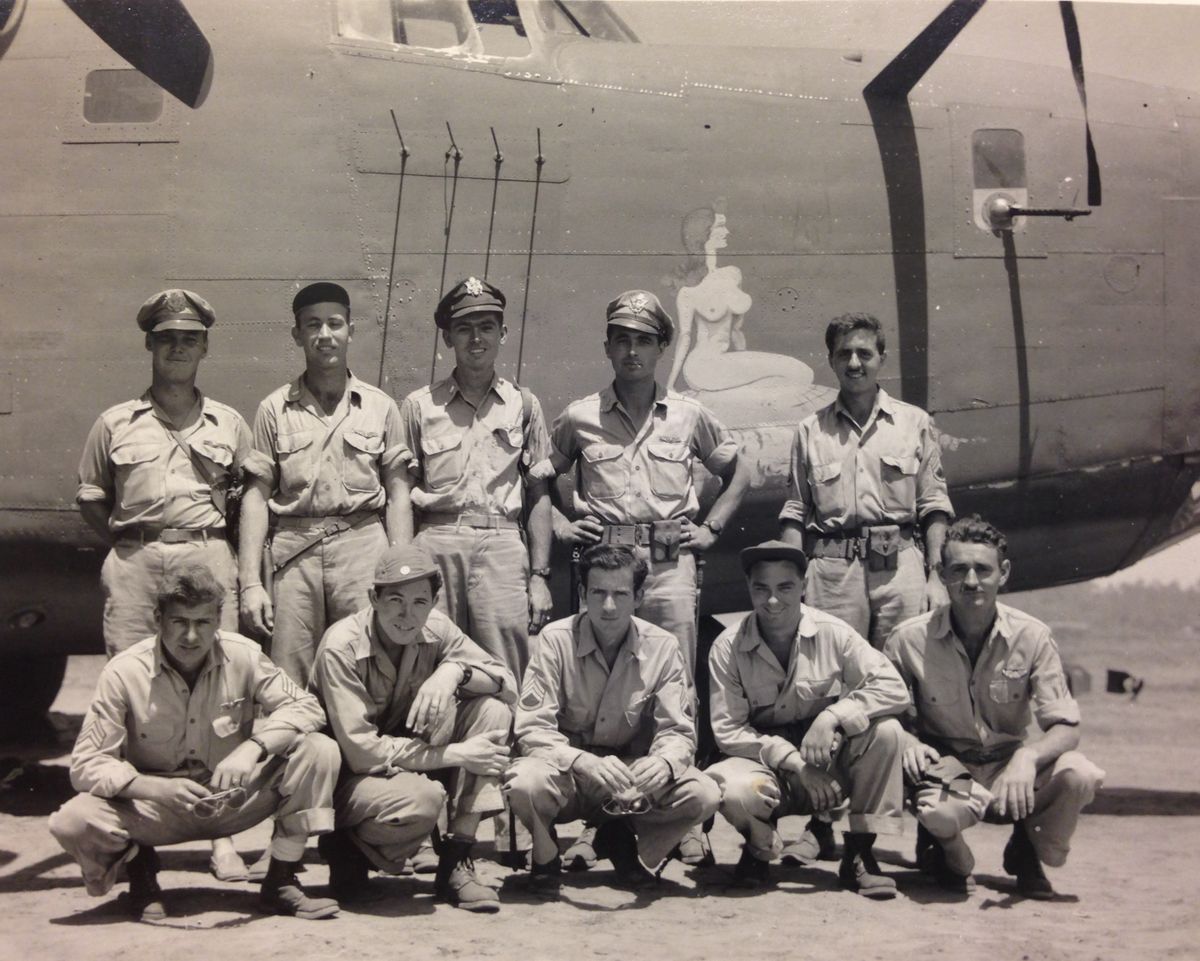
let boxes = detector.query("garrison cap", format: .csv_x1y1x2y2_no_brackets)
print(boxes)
373,543,440,588
740,539,808,576
605,290,673,344
292,282,350,316
136,289,214,333
435,276,506,329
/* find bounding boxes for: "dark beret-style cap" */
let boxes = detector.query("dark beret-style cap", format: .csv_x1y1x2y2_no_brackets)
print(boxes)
373,543,441,588
605,290,674,344
739,539,808,576
136,289,215,333
435,277,506,329
292,282,350,315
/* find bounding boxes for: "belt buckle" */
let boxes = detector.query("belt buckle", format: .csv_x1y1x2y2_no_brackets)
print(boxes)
160,529,186,544
854,535,869,560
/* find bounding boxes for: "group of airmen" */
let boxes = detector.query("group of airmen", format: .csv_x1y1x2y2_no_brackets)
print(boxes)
48,278,1104,921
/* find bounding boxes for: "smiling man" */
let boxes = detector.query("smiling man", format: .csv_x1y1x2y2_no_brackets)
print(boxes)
777,312,953,862
884,516,1105,898
311,543,516,912
706,540,910,897
505,545,720,896
397,277,553,867
239,283,411,687
48,564,341,922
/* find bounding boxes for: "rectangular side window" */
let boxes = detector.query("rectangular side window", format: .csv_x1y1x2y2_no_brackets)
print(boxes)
83,69,163,124
972,129,1026,190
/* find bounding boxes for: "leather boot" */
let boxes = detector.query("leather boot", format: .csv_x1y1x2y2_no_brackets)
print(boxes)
126,845,167,922
318,830,381,903
594,819,655,889
564,823,598,872
1003,822,1054,900
781,816,837,864
838,833,897,900
260,857,340,919
434,834,500,913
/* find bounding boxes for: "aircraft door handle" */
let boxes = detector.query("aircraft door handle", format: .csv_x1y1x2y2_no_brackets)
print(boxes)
984,193,1092,228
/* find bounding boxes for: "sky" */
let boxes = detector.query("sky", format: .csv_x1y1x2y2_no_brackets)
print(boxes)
613,0,1200,588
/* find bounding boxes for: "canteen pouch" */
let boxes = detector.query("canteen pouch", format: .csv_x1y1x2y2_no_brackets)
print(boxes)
866,524,901,572
650,519,682,563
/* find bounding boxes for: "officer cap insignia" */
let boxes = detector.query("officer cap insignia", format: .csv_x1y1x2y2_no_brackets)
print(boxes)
465,276,484,297
399,565,411,576
165,290,187,313
628,292,648,315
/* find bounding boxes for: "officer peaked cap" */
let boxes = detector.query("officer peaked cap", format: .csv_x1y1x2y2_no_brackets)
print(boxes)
606,290,674,345
137,289,215,333
436,277,506,329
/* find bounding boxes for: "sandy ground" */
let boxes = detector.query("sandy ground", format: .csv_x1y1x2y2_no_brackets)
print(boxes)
3,624,1199,961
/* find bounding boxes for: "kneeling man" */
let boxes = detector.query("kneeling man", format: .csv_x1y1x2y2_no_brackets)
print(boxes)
884,515,1104,898
49,564,341,921
707,540,910,898
311,544,516,912
506,545,720,893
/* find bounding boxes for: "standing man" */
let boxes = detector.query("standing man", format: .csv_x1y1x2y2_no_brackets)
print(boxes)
311,544,516,912
884,516,1104,898
48,564,342,922
240,282,411,687
778,312,952,861
398,278,553,866
537,289,748,867
505,545,721,895
707,541,910,898
76,289,252,881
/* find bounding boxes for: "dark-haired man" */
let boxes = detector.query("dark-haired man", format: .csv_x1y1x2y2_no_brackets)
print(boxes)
707,541,909,897
311,543,516,912
778,311,952,861
505,545,720,895
240,282,411,686
884,515,1104,898
48,564,342,922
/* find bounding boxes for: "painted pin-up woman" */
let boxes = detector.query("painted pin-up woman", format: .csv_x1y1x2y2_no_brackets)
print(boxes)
665,203,824,424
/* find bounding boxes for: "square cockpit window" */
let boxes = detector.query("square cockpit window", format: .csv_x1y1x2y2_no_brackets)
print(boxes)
972,129,1026,190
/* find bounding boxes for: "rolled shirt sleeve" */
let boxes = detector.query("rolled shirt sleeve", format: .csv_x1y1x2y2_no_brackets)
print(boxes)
692,404,738,475
1029,629,1082,729
915,415,954,521
244,399,280,486
76,415,115,505
778,425,811,527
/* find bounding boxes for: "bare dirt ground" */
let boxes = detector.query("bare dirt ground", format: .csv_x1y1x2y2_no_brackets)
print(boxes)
3,618,1198,961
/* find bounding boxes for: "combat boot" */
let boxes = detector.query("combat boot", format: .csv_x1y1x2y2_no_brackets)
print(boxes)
594,819,655,890
318,830,381,903
564,823,598,871
126,845,167,922
260,857,340,919
675,825,715,867
434,834,500,913
732,845,771,888
527,854,563,898
781,816,837,864
1003,823,1054,900
838,832,897,900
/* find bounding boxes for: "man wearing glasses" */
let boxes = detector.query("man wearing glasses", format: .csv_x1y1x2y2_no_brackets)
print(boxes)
505,545,720,895
49,564,342,922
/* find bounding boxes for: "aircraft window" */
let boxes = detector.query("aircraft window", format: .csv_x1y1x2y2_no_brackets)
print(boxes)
972,129,1026,190
83,69,164,123
530,0,635,41
337,0,532,57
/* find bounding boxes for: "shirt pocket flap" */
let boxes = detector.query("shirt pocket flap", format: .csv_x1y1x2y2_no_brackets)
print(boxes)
881,454,919,476
745,681,780,708
581,443,624,465
810,461,843,484
647,442,689,464
111,443,159,466
194,440,234,467
493,424,525,450
344,429,384,455
276,431,314,455
136,723,177,744
421,431,465,457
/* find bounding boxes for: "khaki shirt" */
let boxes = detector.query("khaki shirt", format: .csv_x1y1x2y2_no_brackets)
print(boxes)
244,372,408,517
883,603,1081,762
400,373,550,521
311,607,516,776
709,606,910,768
70,632,324,798
514,613,696,777
544,383,738,524
779,388,952,533
76,391,251,532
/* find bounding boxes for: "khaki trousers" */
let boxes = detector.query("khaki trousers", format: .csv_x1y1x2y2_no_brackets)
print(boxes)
805,543,926,649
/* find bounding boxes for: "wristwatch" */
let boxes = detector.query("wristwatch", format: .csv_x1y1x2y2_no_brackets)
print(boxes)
456,664,474,689
249,735,270,760
530,567,552,579
701,517,724,536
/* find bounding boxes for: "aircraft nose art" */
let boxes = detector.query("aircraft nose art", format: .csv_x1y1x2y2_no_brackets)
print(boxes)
62,0,212,108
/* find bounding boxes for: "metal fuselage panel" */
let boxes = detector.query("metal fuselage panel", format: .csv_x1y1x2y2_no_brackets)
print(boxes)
1,0,1197,656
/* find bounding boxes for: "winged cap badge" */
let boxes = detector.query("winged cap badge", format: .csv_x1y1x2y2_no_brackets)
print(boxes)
628,292,648,315
465,277,484,297
165,290,188,313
